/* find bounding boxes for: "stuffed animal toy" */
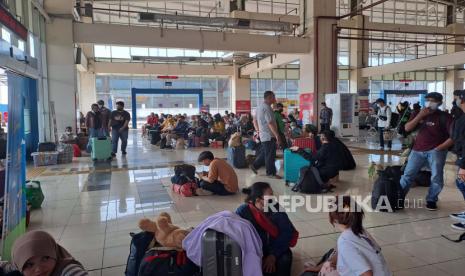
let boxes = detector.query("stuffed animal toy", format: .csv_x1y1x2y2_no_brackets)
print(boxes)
228,132,242,148
139,212,189,249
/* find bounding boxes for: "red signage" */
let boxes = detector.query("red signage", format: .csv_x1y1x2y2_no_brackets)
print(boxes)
0,5,28,41
157,76,179,79
235,100,251,115
299,93,315,124
359,99,370,113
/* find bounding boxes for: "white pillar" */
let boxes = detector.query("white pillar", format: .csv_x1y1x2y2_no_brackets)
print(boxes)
349,15,369,94
298,0,337,125
46,18,78,135
231,64,251,114
445,23,465,110
78,71,96,114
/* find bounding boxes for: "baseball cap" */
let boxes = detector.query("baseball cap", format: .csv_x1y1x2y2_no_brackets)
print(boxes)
425,92,443,102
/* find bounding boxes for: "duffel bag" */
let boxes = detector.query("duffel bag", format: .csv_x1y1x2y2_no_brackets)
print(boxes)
138,248,199,276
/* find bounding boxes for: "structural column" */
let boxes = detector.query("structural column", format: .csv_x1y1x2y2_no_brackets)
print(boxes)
349,15,369,94
46,18,78,134
231,64,251,114
445,23,465,110
78,71,97,114
298,0,337,125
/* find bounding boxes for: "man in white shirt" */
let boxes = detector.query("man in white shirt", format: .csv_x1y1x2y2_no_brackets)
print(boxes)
376,98,392,151
250,91,282,179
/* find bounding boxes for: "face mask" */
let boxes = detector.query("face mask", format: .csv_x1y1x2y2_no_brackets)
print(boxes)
426,101,439,110
376,104,380,108
66,131,71,134
98,105,103,109
456,98,463,107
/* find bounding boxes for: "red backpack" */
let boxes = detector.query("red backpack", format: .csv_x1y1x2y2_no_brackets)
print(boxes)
172,182,198,197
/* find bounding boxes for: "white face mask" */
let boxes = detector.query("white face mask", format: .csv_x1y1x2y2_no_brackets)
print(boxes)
426,101,439,110
456,99,463,107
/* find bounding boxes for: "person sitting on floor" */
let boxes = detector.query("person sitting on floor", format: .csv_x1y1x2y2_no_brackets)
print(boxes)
236,182,298,276
196,151,238,196
290,130,340,185
210,113,226,140
59,126,77,144
12,230,88,276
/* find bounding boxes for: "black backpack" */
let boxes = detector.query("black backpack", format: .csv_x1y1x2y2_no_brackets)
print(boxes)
292,166,328,194
371,166,404,212
125,231,154,276
174,164,196,182
390,112,400,128
138,248,199,276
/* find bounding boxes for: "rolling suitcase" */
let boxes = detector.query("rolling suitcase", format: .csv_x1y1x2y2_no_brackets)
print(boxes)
201,229,242,276
284,149,311,185
227,145,247,169
91,137,112,161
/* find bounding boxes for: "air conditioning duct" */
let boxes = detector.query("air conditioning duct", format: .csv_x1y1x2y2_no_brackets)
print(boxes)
138,12,294,33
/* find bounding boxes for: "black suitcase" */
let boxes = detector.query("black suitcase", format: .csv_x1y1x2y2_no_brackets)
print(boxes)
227,145,247,168
38,142,56,152
201,229,242,276
150,130,161,145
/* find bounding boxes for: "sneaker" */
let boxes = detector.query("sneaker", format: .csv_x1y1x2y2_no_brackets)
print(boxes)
426,201,438,211
450,211,465,222
451,222,465,231
111,152,116,157
249,164,258,175
195,188,213,196
122,151,127,155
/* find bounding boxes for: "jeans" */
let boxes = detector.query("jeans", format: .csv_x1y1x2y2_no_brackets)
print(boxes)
87,128,104,153
199,180,234,196
253,139,277,176
378,127,392,148
263,249,292,276
456,168,465,200
400,149,448,202
111,128,129,154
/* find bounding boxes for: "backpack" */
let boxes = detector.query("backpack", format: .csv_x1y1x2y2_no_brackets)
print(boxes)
371,166,404,212
125,232,155,276
292,166,328,194
390,112,400,128
138,248,199,276
172,182,198,197
174,164,196,182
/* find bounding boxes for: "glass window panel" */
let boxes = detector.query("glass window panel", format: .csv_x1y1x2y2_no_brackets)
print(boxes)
185,49,201,57
94,45,112,58
286,69,299,80
201,50,217,57
2,28,11,43
259,70,272,79
130,47,149,57
167,48,184,57
272,69,286,79
426,72,436,81
111,46,130,59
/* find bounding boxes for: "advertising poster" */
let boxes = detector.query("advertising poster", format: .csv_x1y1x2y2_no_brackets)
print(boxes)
235,100,251,115
2,73,27,260
299,93,315,125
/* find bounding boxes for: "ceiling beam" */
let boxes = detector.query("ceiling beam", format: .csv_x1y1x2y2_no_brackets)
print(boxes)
93,62,234,76
73,23,310,54
240,54,300,76
361,51,465,77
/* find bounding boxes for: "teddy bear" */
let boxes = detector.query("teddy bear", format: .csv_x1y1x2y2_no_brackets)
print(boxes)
138,212,189,250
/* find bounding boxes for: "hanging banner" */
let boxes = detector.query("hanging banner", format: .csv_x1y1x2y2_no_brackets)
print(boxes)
299,92,315,125
235,100,251,115
2,73,27,260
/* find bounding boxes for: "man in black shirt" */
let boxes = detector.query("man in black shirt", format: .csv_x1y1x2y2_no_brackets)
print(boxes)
110,101,131,156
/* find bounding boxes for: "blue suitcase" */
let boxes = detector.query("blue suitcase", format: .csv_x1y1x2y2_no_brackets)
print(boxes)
284,149,311,185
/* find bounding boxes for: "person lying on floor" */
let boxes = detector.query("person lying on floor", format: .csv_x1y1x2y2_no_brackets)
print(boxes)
302,196,391,276
196,151,238,196
290,130,340,185
236,182,299,276
12,231,88,276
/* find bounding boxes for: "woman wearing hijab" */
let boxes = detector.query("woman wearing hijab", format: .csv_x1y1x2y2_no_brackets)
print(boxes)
12,231,88,276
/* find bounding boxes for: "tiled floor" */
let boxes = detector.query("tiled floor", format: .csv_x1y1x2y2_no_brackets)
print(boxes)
28,131,465,275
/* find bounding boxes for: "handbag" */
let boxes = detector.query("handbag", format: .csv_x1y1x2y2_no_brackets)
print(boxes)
383,129,396,141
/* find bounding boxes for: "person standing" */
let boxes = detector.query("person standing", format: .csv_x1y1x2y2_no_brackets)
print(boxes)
250,91,282,179
85,104,102,153
375,98,392,151
400,92,454,211
97,100,111,136
274,103,287,149
109,101,131,156
449,90,465,230
319,102,333,132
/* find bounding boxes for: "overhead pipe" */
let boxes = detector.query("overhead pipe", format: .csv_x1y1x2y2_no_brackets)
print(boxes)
337,35,465,46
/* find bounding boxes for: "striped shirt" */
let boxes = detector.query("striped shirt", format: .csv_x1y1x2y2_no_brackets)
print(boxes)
61,263,88,276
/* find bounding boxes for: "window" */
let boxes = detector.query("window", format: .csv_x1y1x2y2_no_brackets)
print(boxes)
18,40,25,52
94,45,111,58
28,33,35,58
2,28,11,44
